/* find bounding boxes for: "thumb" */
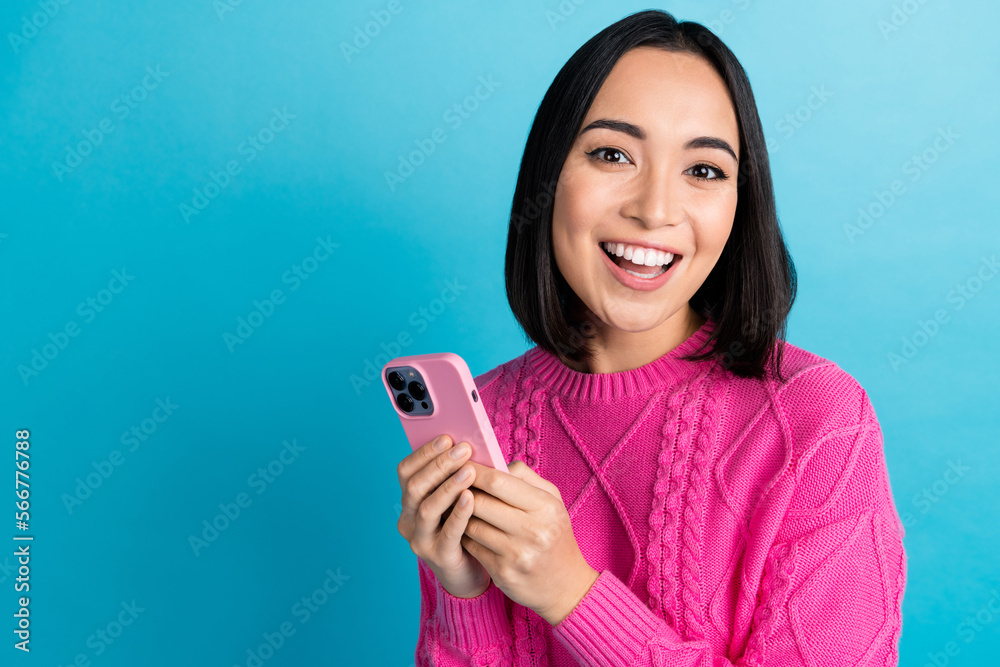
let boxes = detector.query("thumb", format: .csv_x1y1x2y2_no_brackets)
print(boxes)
508,458,537,479
509,459,560,498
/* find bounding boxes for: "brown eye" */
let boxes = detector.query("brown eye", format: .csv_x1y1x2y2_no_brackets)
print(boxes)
687,164,728,181
586,147,631,166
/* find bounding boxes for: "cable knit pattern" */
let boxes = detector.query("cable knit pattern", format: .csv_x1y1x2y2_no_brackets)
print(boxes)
491,355,521,456
744,541,795,666
516,375,545,472
412,317,908,666
647,380,688,631
678,368,725,640
510,373,550,667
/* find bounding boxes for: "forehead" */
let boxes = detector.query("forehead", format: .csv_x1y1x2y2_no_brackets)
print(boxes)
584,47,738,147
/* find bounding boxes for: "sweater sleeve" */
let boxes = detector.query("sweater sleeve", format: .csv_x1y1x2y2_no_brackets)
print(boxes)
413,556,516,667
551,409,907,666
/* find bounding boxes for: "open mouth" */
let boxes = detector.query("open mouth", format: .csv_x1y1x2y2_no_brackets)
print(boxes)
600,242,679,279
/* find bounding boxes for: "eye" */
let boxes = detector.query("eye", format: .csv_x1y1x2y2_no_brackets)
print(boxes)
686,164,728,181
586,150,730,181
585,147,632,167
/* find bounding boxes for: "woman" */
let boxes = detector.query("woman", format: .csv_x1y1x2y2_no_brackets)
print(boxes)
396,9,906,666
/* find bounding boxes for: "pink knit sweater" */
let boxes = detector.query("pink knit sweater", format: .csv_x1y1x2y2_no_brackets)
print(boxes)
413,317,907,666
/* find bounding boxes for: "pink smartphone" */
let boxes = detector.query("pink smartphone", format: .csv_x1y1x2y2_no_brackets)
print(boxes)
382,352,509,473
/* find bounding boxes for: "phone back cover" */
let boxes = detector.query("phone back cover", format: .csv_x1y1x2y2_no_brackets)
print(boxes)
382,352,509,473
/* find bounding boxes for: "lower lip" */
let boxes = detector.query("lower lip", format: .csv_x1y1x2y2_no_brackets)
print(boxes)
600,247,679,292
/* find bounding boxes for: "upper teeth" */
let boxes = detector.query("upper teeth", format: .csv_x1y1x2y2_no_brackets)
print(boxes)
601,242,674,267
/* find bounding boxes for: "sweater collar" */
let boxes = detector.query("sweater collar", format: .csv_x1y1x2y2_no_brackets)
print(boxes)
525,317,716,401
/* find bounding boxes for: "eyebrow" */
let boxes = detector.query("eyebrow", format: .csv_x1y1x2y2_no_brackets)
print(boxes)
578,118,739,163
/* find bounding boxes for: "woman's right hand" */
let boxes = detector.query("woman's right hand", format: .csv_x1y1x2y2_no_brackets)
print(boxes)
396,433,492,599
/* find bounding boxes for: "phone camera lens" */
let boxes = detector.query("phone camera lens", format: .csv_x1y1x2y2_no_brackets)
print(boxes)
396,393,414,412
408,381,426,400
388,371,406,391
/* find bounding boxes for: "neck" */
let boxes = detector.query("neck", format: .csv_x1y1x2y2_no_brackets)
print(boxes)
559,305,707,375
529,314,715,401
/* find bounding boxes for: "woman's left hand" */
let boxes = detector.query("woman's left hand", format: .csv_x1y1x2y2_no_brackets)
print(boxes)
460,459,600,626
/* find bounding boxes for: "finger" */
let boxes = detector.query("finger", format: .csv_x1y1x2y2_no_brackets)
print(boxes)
399,438,465,518
508,460,562,499
466,460,548,512
397,433,452,487
463,512,509,556
463,488,523,537
461,532,498,571
440,488,477,550
405,443,472,535
414,462,476,544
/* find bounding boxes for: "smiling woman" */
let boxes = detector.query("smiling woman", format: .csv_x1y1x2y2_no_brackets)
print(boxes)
402,9,906,667
504,19,794,385
550,46,741,374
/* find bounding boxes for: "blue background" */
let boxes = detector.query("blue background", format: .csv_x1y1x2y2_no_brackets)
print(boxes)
1,1,998,665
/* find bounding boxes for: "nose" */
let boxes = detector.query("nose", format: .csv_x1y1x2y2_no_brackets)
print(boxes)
620,167,684,229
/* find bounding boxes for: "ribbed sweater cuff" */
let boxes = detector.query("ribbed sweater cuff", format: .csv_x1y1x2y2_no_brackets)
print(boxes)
436,579,511,648
553,569,683,664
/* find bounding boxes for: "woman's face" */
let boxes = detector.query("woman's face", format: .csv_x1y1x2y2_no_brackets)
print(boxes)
551,46,740,339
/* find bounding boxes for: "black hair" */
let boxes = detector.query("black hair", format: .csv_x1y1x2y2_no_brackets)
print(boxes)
504,8,796,382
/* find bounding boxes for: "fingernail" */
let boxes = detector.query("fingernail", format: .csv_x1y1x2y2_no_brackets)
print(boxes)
433,436,449,452
450,443,469,459
457,466,471,482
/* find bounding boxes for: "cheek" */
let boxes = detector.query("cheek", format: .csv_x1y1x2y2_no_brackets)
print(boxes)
552,192,598,269
555,179,604,235
694,195,737,253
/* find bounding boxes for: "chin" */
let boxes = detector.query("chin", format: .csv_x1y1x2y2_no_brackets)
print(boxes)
598,306,671,334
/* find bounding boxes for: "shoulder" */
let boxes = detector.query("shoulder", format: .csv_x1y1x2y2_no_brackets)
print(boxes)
758,340,888,515
764,339,879,447
716,338,881,493
718,338,876,432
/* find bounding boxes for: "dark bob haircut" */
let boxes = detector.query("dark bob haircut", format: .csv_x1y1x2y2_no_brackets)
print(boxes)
504,8,796,382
